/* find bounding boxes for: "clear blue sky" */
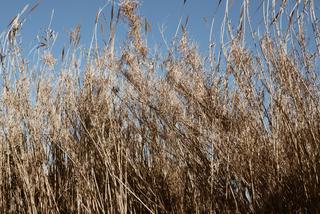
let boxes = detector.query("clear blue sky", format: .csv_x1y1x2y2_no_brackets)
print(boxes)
0,0,319,55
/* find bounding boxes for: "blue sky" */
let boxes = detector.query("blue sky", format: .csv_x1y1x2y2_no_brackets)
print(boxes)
0,0,319,56
0,0,254,54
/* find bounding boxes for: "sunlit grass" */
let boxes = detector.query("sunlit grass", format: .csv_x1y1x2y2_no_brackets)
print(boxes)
0,0,319,213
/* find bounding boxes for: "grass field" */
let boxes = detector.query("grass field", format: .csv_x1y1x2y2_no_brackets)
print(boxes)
0,0,319,213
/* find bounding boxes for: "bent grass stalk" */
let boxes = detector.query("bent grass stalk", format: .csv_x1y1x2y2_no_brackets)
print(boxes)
0,0,319,213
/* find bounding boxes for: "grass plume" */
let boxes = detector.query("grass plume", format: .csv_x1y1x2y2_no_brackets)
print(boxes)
0,0,319,213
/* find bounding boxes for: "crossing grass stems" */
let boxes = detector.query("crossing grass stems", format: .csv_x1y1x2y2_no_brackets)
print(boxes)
0,0,319,213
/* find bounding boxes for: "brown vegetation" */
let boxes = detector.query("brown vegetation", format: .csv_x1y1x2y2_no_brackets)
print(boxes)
0,0,319,213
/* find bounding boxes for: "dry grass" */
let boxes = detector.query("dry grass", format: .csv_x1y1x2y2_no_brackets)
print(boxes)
0,0,319,213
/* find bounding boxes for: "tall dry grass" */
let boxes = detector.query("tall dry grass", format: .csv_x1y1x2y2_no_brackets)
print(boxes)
0,0,319,213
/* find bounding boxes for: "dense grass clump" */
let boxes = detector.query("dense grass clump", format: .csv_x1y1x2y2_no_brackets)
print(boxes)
0,0,319,213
